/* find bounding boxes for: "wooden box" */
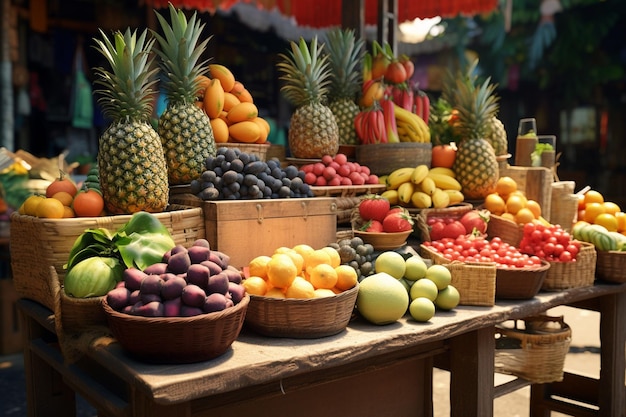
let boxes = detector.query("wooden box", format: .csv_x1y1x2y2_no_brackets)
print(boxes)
202,198,338,268
0,279,23,355
500,165,553,221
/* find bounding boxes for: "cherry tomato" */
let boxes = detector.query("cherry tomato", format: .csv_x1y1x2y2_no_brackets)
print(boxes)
559,251,573,262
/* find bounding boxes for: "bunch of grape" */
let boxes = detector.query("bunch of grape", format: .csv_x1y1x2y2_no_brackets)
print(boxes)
328,236,376,281
190,147,314,200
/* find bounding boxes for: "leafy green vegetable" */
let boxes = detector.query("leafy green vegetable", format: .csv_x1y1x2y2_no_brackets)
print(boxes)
64,256,123,298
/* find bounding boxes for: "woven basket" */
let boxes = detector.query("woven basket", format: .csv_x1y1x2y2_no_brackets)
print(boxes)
353,229,411,251
102,295,249,363
244,284,358,338
495,315,572,384
218,143,270,161
542,242,597,291
412,203,475,242
486,214,523,247
549,181,578,232
10,205,205,311
420,245,496,306
596,250,626,283
495,261,550,300
355,142,432,176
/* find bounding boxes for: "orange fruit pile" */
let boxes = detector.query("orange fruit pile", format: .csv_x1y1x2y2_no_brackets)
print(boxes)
577,189,624,234
483,176,544,225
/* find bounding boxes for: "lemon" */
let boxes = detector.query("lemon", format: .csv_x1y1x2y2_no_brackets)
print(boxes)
356,272,409,325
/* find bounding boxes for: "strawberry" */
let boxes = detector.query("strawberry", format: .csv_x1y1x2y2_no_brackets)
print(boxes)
361,219,384,232
382,211,414,233
358,195,391,223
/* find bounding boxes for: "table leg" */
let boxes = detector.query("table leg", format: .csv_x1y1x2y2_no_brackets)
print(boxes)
448,326,495,417
598,290,626,416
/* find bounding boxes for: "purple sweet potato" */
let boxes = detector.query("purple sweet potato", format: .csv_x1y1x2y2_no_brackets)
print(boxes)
129,289,141,305
160,276,187,300
186,264,210,290
181,284,207,308
133,301,164,317
160,272,178,282
187,245,211,264
212,250,231,267
203,293,228,313
193,238,211,249
163,297,182,317
139,274,163,295
167,250,192,275
222,267,243,284
207,272,229,295
143,262,168,275
140,292,162,304
208,251,228,270
228,282,246,304
200,260,223,276
123,268,148,291
180,305,204,317
170,244,188,256
106,287,131,311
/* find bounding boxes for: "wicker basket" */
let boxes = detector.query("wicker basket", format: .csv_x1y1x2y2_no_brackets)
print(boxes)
495,315,572,384
102,295,249,363
596,250,626,283
244,284,358,338
10,205,205,311
353,229,411,250
549,181,578,232
542,242,597,291
218,143,270,161
495,261,550,300
420,245,496,306
486,214,523,247
355,143,432,176
412,203,475,242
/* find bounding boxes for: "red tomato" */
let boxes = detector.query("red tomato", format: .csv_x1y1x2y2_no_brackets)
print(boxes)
382,211,413,233
358,196,390,222
384,60,408,84
459,210,488,234
431,145,456,168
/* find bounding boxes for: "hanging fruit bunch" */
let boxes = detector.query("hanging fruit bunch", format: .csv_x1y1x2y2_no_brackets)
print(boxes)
356,41,430,145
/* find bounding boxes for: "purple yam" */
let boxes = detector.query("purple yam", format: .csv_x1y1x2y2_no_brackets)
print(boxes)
163,297,182,317
160,276,187,300
187,245,211,264
115,281,126,289
160,272,178,282
212,250,231,267
225,298,234,308
207,272,229,295
200,260,223,276
181,284,207,308
193,238,211,248
180,305,204,317
134,301,164,317
140,274,163,295
106,287,131,311
143,262,168,275
162,249,171,263
122,305,133,314
130,300,145,315
186,264,210,289
222,268,243,284
129,290,141,305
208,251,228,269
228,282,246,304
124,268,148,291
203,293,228,313
170,244,188,255
167,250,192,275
140,292,162,304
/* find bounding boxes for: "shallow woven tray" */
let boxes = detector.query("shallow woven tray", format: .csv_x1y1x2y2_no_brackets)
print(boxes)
353,229,411,250
10,205,205,310
542,242,597,291
495,261,550,300
102,295,249,364
595,250,626,283
495,315,571,384
244,284,358,338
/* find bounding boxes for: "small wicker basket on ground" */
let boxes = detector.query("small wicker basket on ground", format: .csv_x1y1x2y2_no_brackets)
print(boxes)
495,315,571,384
244,284,358,338
102,295,249,363
595,250,626,283
542,242,597,291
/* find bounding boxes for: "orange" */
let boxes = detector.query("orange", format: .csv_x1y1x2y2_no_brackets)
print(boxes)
320,246,341,268
484,193,506,215
52,191,74,207
303,249,332,275
35,197,65,219
577,193,586,211
335,265,358,291
313,288,336,298
274,247,304,273
267,253,298,289
242,276,268,296
309,263,338,290
583,202,606,223
292,244,315,263
46,177,78,198
63,206,75,218
594,213,618,232
248,255,271,280
265,287,286,299
603,201,621,216
21,195,46,216
495,176,517,198
525,200,542,219
505,194,526,215
615,212,626,232
73,190,104,217
583,190,604,205
515,207,536,225
285,276,315,299
501,212,516,222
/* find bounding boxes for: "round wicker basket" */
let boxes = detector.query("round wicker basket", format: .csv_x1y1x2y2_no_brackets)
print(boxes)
495,260,550,300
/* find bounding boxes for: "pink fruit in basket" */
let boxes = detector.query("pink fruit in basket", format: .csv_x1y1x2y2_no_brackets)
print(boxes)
180,305,204,317
223,267,243,284
124,268,148,291
143,262,168,275
163,297,182,317
161,276,187,300
107,287,131,311
228,281,245,304
193,238,211,248
140,292,162,304
182,284,207,308
460,210,488,234
200,260,224,276
207,272,230,295
187,245,212,264
203,293,229,313
140,274,163,295
133,301,164,317
442,221,466,240
186,264,211,289
167,251,192,275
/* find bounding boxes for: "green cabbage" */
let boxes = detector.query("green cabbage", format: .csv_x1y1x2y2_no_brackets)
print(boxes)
64,257,123,298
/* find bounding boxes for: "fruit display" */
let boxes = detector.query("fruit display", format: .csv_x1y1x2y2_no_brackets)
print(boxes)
519,222,582,262
355,199,413,233
572,221,626,252
105,239,246,317
483,176,548,226
576,188,625,235
190,147,313,200
300,153,380,187
382,165,464,209
242,244,358,299
426,209,488,241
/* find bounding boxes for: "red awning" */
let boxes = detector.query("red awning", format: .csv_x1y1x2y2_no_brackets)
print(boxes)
143,0,498,27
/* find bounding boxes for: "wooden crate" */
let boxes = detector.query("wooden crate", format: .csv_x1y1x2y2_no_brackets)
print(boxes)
500,165,553,221
202,198,338,268
0,279,22,355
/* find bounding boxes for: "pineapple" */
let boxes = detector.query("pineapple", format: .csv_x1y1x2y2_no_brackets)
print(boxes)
486,116,508,156
277,36,339,159
93,28,169,214
324,28,364,146
152,4,215,185
450,61,500,200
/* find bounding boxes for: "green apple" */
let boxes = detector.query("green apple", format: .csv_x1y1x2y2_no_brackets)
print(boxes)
425,264,452,290
375,251,406,280
409,278,438,302
409,297,436,322
404,256,428,281
435,285,460,310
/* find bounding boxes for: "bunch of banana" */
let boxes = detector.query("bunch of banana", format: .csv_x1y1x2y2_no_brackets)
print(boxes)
382,165,464,209
394,104,431,143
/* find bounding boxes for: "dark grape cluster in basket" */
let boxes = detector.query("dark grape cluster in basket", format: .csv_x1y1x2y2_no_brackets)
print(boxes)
106,239,246,317
190,147,313,200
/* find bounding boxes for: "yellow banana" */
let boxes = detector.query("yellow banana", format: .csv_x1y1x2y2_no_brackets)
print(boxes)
396,122,420,142
444,189,465,205
378,175,388,185
432,188,451,208
429,167,456,178
411,191,432,209
386,167,415,190
397,182,415,205
413,114,431,143
427,173,462,191
410,164,430,185
420,176,437,195
381,189,399,205
394,105,426,142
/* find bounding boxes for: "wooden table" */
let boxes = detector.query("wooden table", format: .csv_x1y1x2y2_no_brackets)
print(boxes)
17,282,626,417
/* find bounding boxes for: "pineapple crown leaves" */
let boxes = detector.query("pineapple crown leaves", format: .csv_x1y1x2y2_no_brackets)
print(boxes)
276,36,332,108
152,3,212,104
92,28,159,123
323,28,365,102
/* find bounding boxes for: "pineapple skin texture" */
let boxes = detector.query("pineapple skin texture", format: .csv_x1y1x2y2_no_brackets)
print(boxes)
453,137,499,200
98,121,170,214
330,99,360,145
288,103,339,158
159,103,216,185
